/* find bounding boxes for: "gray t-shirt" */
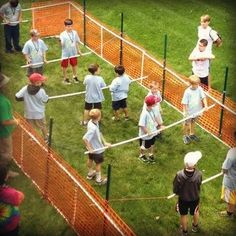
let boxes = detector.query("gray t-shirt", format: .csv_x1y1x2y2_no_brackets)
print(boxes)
0,2,21,26
83,120,104,154
83,74,106,103
22,39,48,68
109,74,132,101
15,85,49,119
59,30,80,58
222,147,236,190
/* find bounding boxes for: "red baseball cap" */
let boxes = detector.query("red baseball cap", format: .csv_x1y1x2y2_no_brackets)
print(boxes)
29,73,46,83
145,95,161,106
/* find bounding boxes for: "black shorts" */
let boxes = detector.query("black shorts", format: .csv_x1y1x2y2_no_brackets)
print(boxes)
199,76,208,86
178,198,199,215
84,102,102,110
88,153,104,164
139,137,155,149
112,98,127,111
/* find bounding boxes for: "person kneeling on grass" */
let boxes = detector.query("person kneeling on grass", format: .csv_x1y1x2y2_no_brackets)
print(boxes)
15,73,49,143
138,95,163,164
173,151,202,236
181,75,208,145
83,109,111,185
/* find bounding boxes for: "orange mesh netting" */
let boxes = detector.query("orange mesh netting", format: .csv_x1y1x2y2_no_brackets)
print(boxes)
13,113,136,236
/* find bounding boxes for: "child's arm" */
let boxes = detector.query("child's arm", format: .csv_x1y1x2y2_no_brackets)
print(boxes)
83,138,94,153
100,133,111,147
1,118,18,126
202,97,208,110
183,104,188,116
140,126,149,135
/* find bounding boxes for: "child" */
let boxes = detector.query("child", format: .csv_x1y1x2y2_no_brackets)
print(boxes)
181,75,208,145
197,14,222,53
82,64,106,126
15,73,49,142
173,151,202,236
22,29,48,76
0,162,24,235
59,18,82,84
139,95,162,163
143,81,163,127
189,38,215,89
82,109,111,185
109,65,132,121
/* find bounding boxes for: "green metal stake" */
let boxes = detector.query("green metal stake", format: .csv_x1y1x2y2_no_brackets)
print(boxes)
105,164,112,201
162,34,167,100
48,117,53,148
83,0,86,46
119,12,124,65
219,67,229,137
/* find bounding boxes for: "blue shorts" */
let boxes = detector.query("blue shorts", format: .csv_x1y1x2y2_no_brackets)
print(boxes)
112,98,127,111
139,137,155,149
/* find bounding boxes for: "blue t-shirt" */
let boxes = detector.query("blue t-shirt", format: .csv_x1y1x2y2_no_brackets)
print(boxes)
138,108,157,140
83,120,104,154
60,30,80,58
181,86,205,117
109,74,132,101
22,39,48,68
222,148,236,190
83,75,106,103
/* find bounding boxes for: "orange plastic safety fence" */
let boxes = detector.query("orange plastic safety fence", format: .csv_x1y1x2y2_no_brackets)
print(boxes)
12,113,136,236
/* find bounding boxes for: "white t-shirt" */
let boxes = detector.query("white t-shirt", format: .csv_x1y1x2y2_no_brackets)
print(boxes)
189,46,211,78
197,26,219,53
181,86,206,117
0,2,21,26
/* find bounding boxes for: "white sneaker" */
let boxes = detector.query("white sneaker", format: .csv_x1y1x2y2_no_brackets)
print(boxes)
95,177,107,185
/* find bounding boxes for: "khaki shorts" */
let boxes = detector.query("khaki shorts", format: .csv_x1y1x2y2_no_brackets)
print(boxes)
221,186,236,205
26,118,46,132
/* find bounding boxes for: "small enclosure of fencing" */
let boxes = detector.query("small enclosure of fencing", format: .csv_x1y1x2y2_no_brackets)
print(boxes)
12,0,236,235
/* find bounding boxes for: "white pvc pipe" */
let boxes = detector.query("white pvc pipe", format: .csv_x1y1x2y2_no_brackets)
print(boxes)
84,104,215,154
48,75,148,100
1,19,29,25
21,52,92,68
167,172,223,199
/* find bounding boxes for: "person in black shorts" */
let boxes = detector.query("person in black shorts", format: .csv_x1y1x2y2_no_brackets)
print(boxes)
173,151,202,236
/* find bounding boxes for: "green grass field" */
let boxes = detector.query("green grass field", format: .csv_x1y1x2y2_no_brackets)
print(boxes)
0,0,236,235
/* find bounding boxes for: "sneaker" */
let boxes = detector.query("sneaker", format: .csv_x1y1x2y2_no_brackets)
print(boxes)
8,170,19,178
73,76,79,83
63,79,71,84
148,155,156,164
189,134,200,142
181,231,188,236
192,224,199,233
86,171,96,180
183,135,191,144
124,116,129,121
139,155,149,163
112,116,120,121
95,177,107,185
220,210,234,219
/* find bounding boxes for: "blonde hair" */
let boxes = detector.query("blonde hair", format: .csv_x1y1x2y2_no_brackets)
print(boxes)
89,109,101,120
188,75,200,85
200,14,211,23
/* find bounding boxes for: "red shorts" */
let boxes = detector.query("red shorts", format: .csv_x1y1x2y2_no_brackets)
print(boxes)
61,57,77,68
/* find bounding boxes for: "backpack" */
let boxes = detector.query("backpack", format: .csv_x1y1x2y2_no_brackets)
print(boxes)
210,29,222,47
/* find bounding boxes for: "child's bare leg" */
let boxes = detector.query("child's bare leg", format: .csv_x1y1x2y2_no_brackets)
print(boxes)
123,107,128,118
180,215,188,232
72,65,77,77
62,67,67,80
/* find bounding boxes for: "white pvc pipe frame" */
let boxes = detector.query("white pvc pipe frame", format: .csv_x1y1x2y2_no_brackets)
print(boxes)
1,19,29,25
84,104,216,154
48,75,148,100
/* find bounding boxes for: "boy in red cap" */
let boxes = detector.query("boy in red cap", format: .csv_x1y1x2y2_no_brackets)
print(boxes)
15,73,49,142
138,95,163,163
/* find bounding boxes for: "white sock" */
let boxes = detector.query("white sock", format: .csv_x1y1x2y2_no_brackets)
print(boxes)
96,172,101,182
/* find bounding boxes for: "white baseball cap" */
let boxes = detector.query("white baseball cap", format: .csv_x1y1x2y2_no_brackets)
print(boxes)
184,151,202,168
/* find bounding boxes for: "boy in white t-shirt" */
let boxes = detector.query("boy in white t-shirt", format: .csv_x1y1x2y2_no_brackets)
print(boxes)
181,75,208,144
197,14,222,53
189,39,215,89
59,18,82,84
15,73,49,142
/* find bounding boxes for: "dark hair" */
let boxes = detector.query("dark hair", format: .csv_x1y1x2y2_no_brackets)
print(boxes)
199,39,208,47
9,0,19,8
64,18,73,26
114,65,125,76
0,163,8,185
88,64,99,75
